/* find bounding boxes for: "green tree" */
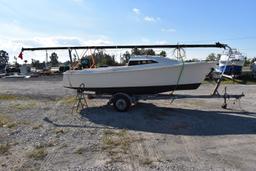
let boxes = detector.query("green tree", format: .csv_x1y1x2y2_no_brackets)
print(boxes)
159,50,167,57
31,59,39,68
92,51,119,67
50,52,59,67
0,50,9,72
185,58,200,62
131,48,156,55
131,48,141,55
144,49,155,55
121,51,131,64
244,57,251,67
206,53,218,61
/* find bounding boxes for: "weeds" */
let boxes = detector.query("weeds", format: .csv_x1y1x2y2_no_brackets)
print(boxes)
0,114,9,127
5,122,18,129
9,101,37,111
0,114,17,129
0,94,18,100
140,158,154,165
74,147,86,155
101,129,144,163
0,143,10,155
102,129,130,152
32,123,43,130
54,128,65,134
59,96,76,105
27,147,48,160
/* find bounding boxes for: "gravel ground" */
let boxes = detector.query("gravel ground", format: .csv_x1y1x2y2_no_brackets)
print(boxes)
0,75,256,171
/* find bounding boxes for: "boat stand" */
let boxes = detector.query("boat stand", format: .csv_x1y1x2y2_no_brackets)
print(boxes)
208,69,245,108
71,84,88,114
218,86,244,109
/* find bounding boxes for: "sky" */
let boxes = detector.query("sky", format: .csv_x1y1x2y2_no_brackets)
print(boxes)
0,0,256,63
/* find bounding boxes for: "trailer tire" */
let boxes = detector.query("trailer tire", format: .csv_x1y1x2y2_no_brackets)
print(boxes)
112,94,131,112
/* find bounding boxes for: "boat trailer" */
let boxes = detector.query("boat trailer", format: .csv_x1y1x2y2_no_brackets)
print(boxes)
71,83,244,112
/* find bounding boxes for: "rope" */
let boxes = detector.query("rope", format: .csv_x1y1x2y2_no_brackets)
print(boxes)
170,47,186,104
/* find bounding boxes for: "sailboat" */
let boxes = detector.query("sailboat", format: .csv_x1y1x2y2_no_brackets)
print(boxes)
63,55,215,95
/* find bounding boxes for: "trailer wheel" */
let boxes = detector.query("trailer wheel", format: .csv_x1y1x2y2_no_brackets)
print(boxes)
112,94,131,112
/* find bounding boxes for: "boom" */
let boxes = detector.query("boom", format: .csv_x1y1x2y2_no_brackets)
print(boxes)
21,42,227,52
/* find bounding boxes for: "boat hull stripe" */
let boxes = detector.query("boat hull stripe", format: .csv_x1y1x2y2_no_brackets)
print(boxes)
65,83,201,95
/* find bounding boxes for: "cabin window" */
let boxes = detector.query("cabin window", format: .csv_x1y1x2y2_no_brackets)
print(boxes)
128,60,157,66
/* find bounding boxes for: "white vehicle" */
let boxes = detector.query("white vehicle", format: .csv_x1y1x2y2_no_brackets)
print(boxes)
63,56,215,95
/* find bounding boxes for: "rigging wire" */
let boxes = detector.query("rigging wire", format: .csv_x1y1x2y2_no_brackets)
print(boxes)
80,49,88,58
74,49,80,60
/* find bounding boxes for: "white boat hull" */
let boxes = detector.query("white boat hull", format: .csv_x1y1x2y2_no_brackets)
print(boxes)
63,62,215,94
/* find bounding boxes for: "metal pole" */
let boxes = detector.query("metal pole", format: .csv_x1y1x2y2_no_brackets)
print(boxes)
68,49,73,69
45,50,48,69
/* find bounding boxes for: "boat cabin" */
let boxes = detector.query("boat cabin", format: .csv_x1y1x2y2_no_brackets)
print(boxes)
127,56,180,66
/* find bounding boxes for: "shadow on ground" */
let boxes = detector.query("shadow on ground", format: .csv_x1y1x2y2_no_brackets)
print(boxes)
45,103,256,136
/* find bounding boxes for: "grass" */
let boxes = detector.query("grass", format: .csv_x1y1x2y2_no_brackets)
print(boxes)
0,114,10,127
54,128,65,134
102,129,130,152
0,114,17,129
5,122,18,129
102,129,147,165
9,101,37,111
59,96,76,105
27,147,48,160
140,158,154,166
18,120,32,126
0,114,37,129
0,143,10,155
32,123,43,130
102,129,144,156
60,143,68,149
74,147,86,155
0,94,18,100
